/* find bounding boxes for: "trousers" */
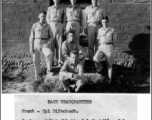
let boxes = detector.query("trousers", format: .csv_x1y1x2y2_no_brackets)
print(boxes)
93,49,114,73
87,23,101,61
33,39,53,78
60,77,85,92
66,21,80,42
49,22,63,63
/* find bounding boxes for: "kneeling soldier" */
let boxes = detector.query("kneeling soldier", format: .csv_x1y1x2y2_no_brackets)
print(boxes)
59,51,85,93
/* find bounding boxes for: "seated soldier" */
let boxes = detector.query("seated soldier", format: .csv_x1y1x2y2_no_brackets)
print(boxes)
61,30,86,65
59,51,85,93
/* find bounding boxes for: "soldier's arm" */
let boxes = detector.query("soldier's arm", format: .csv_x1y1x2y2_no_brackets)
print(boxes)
63,9,67,31
59,61,74,79
61,8,64,24
78,62,84,76
48,26,53,44
29,24,35,50
80,8,83,30
112,30,117,47
84,7,88,28
78,43,85,56
62,42,70,60
97,29,101,40
73,62,84,79
46,8,50,24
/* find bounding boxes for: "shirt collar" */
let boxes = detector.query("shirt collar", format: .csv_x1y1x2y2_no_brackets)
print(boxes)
91,5,99,9
38,21,47,27
102,27,110,31
67,39,76,44
70,61,78,66
53,5,60,9
70,4,77,9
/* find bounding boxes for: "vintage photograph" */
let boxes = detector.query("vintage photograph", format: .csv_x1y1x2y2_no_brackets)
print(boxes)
2,0,151,93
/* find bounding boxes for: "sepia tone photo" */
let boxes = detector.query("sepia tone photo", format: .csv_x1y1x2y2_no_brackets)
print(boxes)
2,0,151,93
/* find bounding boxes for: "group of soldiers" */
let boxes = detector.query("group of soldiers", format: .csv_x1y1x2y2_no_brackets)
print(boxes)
29,0,117,92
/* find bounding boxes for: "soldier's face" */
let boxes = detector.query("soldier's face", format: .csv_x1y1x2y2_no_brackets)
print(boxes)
92,0,98,6
70,0,77,5
39,13,46,22
70,54,78,64
68,33,75,43
53,0,60,4
102,19,108,27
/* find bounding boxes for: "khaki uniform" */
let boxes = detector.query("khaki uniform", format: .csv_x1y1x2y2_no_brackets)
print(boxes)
61,40,86,64
59,60,85,92
64,5,83,42
46,5,64,63
93,27,116,76
29,22,53,78
85,5,104,61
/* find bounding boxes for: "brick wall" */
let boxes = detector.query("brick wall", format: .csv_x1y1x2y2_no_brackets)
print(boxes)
2,0,49,52
102,3,150,52
2,0,150,64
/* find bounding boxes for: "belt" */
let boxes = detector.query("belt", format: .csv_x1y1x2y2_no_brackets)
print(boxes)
88,21,101,25
100,43,113,45
35,38,48,40
51,20,61,23
68,20,79,22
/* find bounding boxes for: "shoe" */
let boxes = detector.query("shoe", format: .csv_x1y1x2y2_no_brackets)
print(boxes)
35,75,42,82
68,86,75,93
103,76,111,84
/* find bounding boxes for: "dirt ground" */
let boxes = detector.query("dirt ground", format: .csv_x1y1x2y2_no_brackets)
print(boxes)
2,67,150,93
2,52,150,93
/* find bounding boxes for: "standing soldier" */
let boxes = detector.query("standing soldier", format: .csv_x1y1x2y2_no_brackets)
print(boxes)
46,0,64,66
84,0,104,61
64,0,83,43
93,16,117,84
29,11,54,81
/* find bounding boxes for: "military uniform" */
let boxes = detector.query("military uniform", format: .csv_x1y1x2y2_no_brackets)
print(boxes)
29,22,53,79
46,5,64,64
93,27,116,82
85,5,104,61
61,40,86,64
64,5,83,42
59,60,85,92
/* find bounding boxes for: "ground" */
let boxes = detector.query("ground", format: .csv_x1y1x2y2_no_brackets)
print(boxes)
2,52,150,93
2,65,150,93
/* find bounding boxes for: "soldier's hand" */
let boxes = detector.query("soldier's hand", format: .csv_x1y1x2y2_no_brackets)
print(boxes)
30,48,34,54
63,30,67,36
79,54,83,59
46,41,51,47
74,74,83,80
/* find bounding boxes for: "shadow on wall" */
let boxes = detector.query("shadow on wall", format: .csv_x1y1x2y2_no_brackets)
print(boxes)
129,26,150,51
127,26,150,73
111,26,151,89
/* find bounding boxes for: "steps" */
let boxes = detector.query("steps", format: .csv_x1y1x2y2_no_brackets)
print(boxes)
51,60,96,75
